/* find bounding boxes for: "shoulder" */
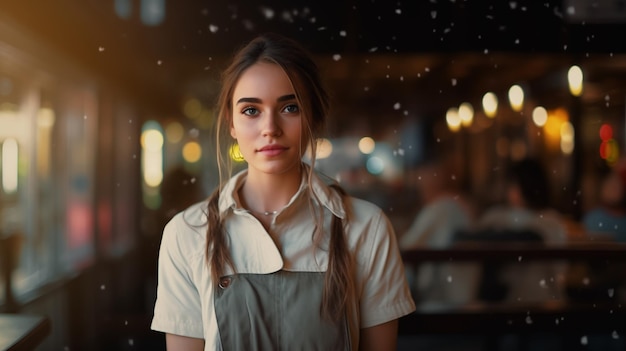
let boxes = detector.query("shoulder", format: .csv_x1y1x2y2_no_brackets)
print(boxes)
310,168,387,221
354,197,387,217
161,200,208,255
343,195,386,221
342,196,394,245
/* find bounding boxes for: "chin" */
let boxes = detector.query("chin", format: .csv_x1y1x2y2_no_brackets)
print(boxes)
256,161,302,176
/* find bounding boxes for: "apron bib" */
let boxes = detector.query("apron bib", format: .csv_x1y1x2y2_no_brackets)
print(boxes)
214,271,351,350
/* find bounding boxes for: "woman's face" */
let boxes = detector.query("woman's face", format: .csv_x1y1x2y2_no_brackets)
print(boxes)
230,62,305,178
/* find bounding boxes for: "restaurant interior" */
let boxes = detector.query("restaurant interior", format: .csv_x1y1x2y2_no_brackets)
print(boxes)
0,0,625,350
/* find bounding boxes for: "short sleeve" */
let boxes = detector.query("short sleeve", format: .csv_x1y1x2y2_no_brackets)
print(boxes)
151,215,204,338
358,209,416,328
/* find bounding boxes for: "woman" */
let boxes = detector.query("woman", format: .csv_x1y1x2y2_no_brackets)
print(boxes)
151,33,415,351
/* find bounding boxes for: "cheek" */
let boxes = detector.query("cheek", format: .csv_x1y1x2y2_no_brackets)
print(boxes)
231,119,253,138
229,113,241,139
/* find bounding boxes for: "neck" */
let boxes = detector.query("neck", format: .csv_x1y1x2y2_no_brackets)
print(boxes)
240,165,304,214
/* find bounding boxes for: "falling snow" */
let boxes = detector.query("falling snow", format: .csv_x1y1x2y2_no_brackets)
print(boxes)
581,335,588,345
10,2,626,348
261,7,275,19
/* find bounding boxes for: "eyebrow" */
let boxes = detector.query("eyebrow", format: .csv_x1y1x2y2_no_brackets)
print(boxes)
236,94,296,105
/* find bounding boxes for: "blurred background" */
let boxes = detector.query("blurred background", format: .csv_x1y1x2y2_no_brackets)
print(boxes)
0,0,625,350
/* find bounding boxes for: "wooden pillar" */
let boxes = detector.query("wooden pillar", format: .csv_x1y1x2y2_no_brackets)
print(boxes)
0,232,21,313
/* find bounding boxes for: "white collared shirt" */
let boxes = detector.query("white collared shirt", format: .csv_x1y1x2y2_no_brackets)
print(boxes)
151,167,416,350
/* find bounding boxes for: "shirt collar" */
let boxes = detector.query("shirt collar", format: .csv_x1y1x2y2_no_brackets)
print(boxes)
217,164,346,219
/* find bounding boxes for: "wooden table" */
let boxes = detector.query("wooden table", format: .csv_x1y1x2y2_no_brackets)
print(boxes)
400,244,626,340
401,242,626,262
0,314,51,351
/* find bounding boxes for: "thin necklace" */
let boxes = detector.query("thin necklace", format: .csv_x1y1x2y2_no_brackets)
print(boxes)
249,209,279,216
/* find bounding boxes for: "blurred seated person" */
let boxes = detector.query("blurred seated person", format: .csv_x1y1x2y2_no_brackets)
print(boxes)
476,157,568,303
583,161,626,242
399,160,480,307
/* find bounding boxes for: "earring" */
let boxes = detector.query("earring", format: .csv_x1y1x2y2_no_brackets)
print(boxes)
229,143,245,162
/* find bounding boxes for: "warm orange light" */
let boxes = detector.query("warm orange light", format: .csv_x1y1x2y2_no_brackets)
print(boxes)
446,107,461,132
508,85,524,112
532,106,548,127
568,65,583,96
182,141,202,163
543,108,569,151
358,137,375,154
458,102,474,127
482,92,498,118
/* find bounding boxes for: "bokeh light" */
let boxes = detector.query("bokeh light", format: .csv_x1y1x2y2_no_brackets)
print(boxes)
446,107,461,132
358,137,375,154
458,102,474,127
165,122,184,143
316,138,333,159
1,138,18,193
568,65,583,96
532,106,548,127
141,121,164,187
182,141,202,163
508,85,524,112
482,92,498,118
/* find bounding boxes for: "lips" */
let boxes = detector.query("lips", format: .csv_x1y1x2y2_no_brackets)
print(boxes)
257,144,287,156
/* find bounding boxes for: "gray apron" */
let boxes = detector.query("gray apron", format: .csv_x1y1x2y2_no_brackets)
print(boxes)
214,270,351,350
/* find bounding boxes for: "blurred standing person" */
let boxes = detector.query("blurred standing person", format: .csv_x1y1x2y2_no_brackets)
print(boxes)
151,33,415,351
399,160,481,306
583,160,626,242
477,157,568,303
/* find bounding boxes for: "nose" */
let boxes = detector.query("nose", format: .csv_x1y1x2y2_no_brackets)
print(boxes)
261,110,282,137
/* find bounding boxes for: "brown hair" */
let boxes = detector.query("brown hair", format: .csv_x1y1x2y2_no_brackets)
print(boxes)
205,33,352,321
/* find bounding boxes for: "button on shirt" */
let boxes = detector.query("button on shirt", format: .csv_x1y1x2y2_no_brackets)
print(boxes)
151,167,416,350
